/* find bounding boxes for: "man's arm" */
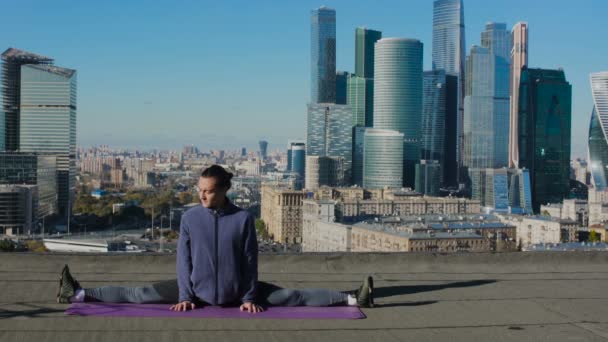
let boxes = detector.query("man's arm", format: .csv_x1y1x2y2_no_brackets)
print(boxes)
177,218,195,303
241,215,258,303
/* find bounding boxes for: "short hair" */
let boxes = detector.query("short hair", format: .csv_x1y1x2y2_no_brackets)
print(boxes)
201,165,233,190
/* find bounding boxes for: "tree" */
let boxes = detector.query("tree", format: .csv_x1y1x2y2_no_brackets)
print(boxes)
255,219,269,240
589,230,601,243
0,239,15,252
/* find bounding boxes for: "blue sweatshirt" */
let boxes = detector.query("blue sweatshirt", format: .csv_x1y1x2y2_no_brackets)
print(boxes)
176,201,258,305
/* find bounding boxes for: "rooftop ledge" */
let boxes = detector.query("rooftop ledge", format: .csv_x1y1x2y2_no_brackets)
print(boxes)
3,252,608,341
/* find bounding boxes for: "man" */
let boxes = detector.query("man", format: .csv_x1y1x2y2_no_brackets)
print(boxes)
172,165,261,313
56,165,374,311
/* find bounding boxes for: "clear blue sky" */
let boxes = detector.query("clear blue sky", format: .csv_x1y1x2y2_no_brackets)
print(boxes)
2,0,606,157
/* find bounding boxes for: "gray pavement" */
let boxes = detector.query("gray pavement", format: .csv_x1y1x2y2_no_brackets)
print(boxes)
2,252,608,341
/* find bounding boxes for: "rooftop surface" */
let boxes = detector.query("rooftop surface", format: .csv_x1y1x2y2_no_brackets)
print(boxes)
3,252,608,341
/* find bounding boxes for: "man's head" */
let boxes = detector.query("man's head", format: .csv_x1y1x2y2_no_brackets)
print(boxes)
198,165,233,209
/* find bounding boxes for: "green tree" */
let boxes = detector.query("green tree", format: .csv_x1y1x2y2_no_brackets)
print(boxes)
0,239,15,252
255,219,269,240
589,230,600,242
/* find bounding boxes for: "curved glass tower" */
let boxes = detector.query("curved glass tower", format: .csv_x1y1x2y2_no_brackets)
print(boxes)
373,38,423,187
589,72,608,190
363,129,404,189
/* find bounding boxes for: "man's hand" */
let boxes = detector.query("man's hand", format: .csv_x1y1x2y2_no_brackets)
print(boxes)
240,301,264,313
170,301,197,311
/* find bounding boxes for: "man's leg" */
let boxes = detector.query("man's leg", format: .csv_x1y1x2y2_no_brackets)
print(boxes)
82,285,168,304
257,281,350,307
58,266,180,304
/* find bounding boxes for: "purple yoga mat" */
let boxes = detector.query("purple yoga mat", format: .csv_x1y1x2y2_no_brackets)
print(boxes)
65,302,366,320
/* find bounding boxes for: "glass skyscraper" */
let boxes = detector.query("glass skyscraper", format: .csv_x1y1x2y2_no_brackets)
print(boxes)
347,76,374,127
335,71,349,105
363,129,404,189
258,140,268,160
348,27,381,128
352,126,366,186
306,103,352,184
588,72,608,191
374,38,423,187
355,27,382,79
509,22,528,168
1,48,54,151
518,68,572,212
421,70,447,183
415,160,441,196
19,64,76,217
463,23,510,174
432,0,465,178
310,7,336,104
0,152,57,220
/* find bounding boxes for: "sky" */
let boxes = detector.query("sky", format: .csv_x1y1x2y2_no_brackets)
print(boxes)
1,0,606,156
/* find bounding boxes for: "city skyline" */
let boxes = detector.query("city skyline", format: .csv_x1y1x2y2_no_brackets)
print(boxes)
1,0,606,156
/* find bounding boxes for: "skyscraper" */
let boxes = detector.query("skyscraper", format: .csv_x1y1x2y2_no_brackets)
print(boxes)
374,38,423,187
508,167,533,214
19,64,77,217
348,27,381,129
421,70,447,183
347,75,374,127
415,160,441,196
1,48,53,151
306,103,352,184
463,23,510,180
335,71,349,105
518,68,572,212
290,142,306,190
351,126,366,186
311,7,336,104
355,27,382,79
258,140,268,160
362,129,404,189
509,22,529,168
588,71,608,190
432,0,465,179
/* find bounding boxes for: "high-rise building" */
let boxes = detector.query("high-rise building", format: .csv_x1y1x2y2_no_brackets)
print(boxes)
374,38,423,187
588,72,608,191
508,168,533,214
241,147,247,157
258,140,268,160
443,74,459,186
509,22,529,168
348,27,381,128
351,126,366,186
518,68,572,212
463,23,510,193
305,155,344,190
19,64,76,217
1,48,54,151
291,143,306,190
475,168,509,212
362,129,404,189
432,0,465,179
335,71,349,105
0,152,57,221
422,70,447,183
347,75,374,127
311,6,336,104
415,160,441,196
355,27,382,79
306,103,352,184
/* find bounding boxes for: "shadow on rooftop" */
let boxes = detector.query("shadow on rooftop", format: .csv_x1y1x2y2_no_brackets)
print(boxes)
370,280,496,308
0,302,65,319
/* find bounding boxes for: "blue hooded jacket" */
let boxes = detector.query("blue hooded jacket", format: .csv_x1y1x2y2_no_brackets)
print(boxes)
176,201,258,305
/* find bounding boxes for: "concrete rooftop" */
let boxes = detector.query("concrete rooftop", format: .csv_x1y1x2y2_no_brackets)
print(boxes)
2,252,608,341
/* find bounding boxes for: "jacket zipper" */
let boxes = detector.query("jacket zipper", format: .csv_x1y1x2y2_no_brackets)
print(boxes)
214,212,219,305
